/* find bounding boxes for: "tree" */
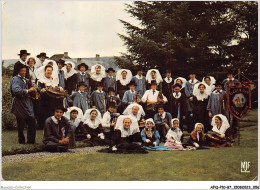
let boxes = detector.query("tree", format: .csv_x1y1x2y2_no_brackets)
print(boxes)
117,1,257,80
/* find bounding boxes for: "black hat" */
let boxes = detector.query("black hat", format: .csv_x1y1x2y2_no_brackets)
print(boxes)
18,50,30,56
166,69,172,73
150,80,158,86
157,104,165,110
96,82,104,87
108,87,115,92
54,106,67,113
37,52,49,58
108,101,116,108
77,63,89,70
77,82,86,88
17,63,28,72
136,65,144,71
128,80,137,86
189,71,196,75
215,81,223,87
106,67,115,73
57,59,65,66
172,83,182,89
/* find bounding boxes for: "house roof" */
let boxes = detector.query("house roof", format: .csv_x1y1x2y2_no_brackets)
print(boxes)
50,54,71,61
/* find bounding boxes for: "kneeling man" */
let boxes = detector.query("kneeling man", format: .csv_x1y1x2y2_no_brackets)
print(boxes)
43,106,75,152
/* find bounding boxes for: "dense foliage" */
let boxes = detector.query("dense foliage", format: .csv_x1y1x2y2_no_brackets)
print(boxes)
116,1,257,80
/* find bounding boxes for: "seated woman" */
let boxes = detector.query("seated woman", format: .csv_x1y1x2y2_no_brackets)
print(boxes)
81,108,109,146
185,123,209,149
206,114,234,147
111,115,142,152
123,103,146,130
63,107,84,142
164,118,188,150
141,118,160,147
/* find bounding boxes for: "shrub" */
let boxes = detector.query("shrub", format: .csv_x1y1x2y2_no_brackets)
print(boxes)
2,75,17,130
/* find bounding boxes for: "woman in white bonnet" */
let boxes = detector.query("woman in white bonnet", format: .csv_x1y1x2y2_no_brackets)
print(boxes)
116,69,133,99
145,69,163,91
185,123,209,149
206,114,234,147
111,115,142,152
89,64,106,92
141,118,160,147
164,118,185,150
80,108,110,146
191,83,210,133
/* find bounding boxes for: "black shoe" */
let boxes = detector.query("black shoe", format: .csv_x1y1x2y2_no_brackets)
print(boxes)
19,141,25,144
27,141,35,144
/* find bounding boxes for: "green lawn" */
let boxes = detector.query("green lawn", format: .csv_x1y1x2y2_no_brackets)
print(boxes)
2,127,258,181
2,130,89,155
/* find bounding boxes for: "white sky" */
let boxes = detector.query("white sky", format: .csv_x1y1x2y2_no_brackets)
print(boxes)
2,1,139,59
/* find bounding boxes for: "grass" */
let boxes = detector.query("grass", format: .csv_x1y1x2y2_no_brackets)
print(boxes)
2,130,89,156
2,127,258,181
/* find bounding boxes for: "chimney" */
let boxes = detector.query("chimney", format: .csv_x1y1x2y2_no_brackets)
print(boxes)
96,54,100,61
77,58,81,65
64,52,68,57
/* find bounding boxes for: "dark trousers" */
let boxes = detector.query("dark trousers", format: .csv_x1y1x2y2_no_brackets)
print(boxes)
155,124,167,142
44,141,68,152
16,115,36,144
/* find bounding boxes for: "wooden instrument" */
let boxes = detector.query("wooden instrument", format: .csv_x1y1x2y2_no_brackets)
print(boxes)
111,112,120,125
136,91,142,103
45,86,69,98
28,77,40,100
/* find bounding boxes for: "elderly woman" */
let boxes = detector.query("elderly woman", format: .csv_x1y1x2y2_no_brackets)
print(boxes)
63,61,77,95
89,64,106,92
111,115,142,152
37,64,63,129
123,103,146,130
141,118,160,147
80,108,109,146
206,114,233,147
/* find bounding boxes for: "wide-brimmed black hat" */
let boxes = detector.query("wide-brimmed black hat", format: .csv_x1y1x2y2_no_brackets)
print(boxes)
57,59,65,66
18,50,30,56
189,71,196,75
37,52,49,58
136,65,145,71
106,67,115,73
165,69,172,73
96,82,104,87
17,63,28,72
172,83,182,89
215,81,223,87
150,80,158,86
54,106,67,113
77,63,89,70
108,87,115,92
77,82,86,88
108,101,116,108
128,80,137,86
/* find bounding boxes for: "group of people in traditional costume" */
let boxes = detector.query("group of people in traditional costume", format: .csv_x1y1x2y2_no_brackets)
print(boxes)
10,49,237,152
